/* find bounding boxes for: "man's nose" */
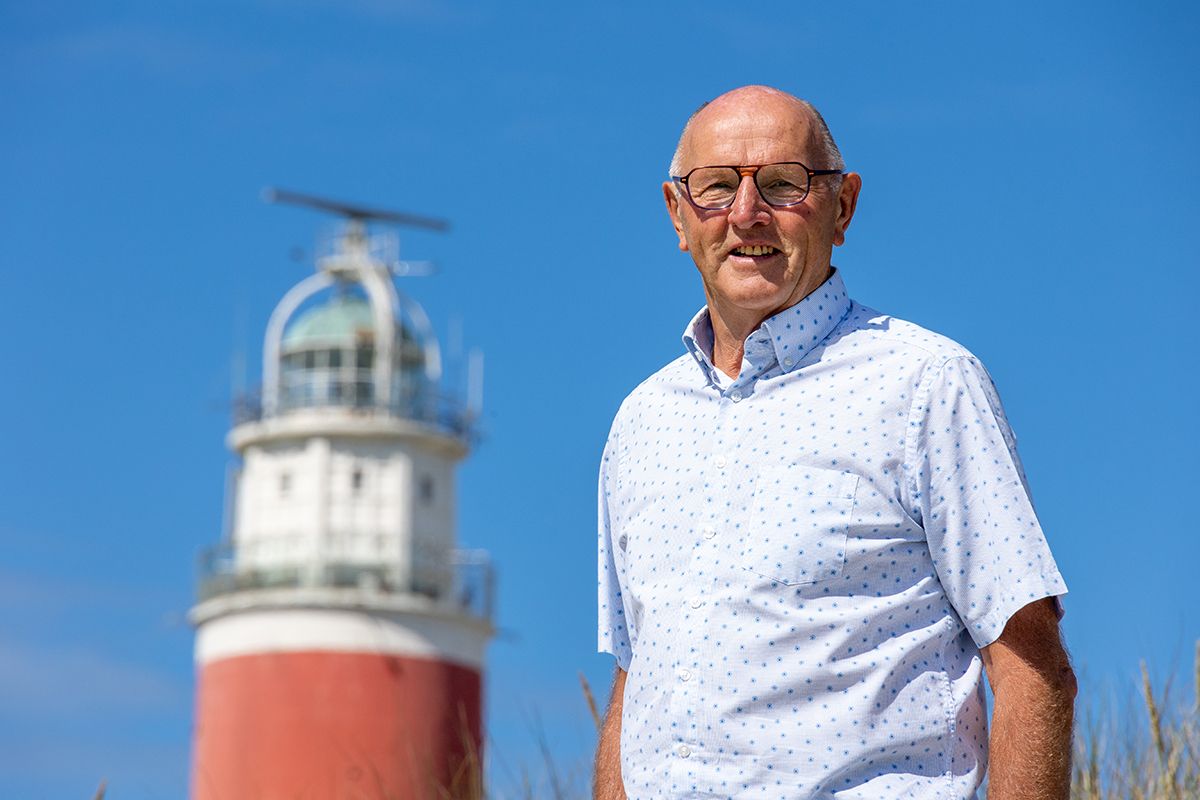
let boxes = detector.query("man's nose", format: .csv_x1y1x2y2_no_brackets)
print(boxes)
726,175,771,228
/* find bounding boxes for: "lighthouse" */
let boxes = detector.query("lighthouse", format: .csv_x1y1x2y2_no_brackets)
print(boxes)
189,191,492,800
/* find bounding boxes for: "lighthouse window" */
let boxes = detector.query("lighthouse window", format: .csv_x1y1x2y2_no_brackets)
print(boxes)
419,475,434,504
351,467,364,493
280,472,292,497
303,350,316,369
356,346,374,369
354,380,374,407
328,348,342,368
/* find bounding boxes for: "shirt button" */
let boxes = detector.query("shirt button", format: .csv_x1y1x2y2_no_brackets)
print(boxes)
689,597,703,609
783,356,794,367
713,455,727,469
729,390,742,402
677,744,691,758
678,668,692,681
701,524,717,540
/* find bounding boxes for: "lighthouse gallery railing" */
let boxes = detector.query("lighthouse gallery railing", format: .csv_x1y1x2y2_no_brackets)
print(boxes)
196,543,494,623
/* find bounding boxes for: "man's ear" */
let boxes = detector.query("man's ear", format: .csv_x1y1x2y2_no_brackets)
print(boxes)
832,172,862,247
662,182,689,252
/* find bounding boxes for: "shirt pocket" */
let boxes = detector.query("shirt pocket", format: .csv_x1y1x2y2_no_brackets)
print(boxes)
741,465,860,586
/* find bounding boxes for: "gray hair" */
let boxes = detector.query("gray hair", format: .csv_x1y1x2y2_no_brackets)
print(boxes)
668,93,845,181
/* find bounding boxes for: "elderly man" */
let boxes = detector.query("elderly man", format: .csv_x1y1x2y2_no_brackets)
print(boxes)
594,86,1075,800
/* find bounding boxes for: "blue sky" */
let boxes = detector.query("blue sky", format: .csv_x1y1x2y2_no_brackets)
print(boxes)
2,1,1198,797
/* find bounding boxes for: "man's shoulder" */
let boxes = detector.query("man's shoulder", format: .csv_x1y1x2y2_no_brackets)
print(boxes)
605,353,699,431
620,353,696,404
838,300,980,373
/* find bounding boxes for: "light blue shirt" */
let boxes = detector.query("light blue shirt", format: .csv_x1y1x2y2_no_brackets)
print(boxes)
597,270,1067,799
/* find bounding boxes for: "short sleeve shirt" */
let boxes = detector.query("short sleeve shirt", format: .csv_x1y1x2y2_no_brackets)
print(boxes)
597,270,1066,799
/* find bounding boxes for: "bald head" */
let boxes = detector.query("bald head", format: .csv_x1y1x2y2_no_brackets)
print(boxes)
660,84,863,350
668,86,844,179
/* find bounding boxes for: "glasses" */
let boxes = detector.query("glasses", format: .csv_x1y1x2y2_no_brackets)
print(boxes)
672,162,844,210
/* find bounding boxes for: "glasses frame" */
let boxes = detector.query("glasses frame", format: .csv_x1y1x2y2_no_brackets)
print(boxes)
672,161,845,210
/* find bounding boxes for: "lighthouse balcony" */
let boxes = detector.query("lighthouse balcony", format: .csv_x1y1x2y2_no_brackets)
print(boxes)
196,543,494,624
232,385,472,439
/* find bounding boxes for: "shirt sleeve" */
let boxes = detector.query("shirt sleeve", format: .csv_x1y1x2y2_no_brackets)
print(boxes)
597,415,635,670
907,355,1068,648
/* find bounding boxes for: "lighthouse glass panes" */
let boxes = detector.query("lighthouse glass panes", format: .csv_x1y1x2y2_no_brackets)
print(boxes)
278,290,434,419
393,329,431,416
280,344,375,408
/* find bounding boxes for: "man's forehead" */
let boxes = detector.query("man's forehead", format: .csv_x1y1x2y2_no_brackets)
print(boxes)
683,101,815,166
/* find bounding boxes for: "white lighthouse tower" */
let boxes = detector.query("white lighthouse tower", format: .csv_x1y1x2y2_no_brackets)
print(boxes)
189,191,492,800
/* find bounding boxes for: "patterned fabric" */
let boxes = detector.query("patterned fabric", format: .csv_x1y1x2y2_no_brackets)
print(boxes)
597,270,1067,799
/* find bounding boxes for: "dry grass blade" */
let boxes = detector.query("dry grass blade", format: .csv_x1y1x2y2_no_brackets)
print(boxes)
579,671,601,732
1142,661,1183,800
1142,662,1168,790
1071,717,1101,800
91,780,107,800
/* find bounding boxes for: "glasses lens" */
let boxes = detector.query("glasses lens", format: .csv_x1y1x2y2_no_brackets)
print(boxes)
755,163,809,206
685,167,740,209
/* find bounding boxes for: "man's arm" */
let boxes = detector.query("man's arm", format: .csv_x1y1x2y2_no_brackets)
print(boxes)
980,597,1077,800
593,667,627,800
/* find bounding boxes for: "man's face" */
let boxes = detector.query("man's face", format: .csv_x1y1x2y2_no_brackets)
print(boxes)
663,92,861,323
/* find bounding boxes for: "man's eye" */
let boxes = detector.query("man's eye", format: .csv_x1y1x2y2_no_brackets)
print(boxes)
696,181,736,198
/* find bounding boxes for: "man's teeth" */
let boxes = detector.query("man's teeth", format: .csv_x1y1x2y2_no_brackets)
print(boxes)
732,245,777,256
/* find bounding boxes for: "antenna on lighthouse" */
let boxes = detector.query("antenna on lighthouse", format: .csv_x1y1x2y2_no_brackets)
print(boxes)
262,187,450,231
467,347,485,420
262,187,445,277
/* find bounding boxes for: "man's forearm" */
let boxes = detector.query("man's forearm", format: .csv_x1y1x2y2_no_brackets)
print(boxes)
986,669,1076,799
593,667,627,800
988,681,1075,796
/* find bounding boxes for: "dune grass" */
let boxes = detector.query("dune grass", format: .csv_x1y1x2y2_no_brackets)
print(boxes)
1071,642,1199,800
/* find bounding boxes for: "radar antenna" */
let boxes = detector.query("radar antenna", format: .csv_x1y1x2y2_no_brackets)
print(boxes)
262,187,450,232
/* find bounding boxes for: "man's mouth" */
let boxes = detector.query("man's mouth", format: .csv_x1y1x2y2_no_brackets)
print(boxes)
730,245,779,257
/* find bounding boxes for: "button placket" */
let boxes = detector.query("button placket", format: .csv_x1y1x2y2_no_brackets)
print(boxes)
668,386,737,781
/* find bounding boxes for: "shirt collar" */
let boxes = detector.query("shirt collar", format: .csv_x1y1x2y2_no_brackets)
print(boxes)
682,269,852,385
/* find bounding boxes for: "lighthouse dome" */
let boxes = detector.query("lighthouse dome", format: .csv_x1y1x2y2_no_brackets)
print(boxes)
276,287,432,416
282,294,376,349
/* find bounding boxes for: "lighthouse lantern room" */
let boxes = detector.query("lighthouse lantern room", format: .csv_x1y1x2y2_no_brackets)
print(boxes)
190,192,492,800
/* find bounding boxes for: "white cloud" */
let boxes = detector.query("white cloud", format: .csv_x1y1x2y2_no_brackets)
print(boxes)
261,0,488,24
9,23,280,80
0,636,184,716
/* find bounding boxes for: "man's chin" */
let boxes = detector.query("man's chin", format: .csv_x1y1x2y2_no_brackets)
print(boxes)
717,279,795,314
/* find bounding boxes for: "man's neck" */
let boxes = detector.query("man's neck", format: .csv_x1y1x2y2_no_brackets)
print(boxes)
704,267,833,380
708,312,756,379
